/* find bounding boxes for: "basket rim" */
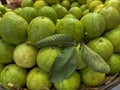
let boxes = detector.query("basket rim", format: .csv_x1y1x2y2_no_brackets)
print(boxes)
100,75,120,90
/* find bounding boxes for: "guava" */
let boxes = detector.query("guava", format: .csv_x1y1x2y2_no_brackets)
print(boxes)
56,16,84,42
13,43,38,68
68,7,83,19
54,71,81,90
80,12,105,39
70,2,80,7
27,16,55,44
68,0,76,3
98,6,120,30
83,9,90,16
44,0,58,5
104,25,120,52
64,14,76,18
61,0,70,10
78,0,86,5
37,46,61,72
0,12,28,44
0,63,4,82
14,7,37,23
80,4,87,12
21,0,34,7
26,67,52,90
51,4,68,19
0,39,15,64
87,37,113,61
0,64,27,89
33,0,48,10
104,0,120,13
80,67,105,87
107,53,120,74
37,6,57,24
0,4,6,14
87,0,103,11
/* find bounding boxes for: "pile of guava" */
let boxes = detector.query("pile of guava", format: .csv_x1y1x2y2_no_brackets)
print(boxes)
0,0,120,90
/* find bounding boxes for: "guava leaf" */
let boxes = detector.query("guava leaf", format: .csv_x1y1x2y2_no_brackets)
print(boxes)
49,46,78,82
81,43,110,74
36,34,76,48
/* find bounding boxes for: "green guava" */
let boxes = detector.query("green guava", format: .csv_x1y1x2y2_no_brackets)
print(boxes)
80,12,105,39
37,6,57,24
104,25,120,52
0,64,27,89
87,37,113,61
27,16,55,44
0,12,28,44
0,63,4,82
98,6,120,30
80,67,105,87
51,4,68,19
56,16,84,42
13,43,38,68
21,0,34,7
0,39,15,64
14,7,37,23
107,53,120,74
54,71,81,90
26,67,52,90
37,46,61,72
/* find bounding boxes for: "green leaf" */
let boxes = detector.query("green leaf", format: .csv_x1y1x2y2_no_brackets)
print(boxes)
36,34,76,48
49,46,78,82
81,43,110,74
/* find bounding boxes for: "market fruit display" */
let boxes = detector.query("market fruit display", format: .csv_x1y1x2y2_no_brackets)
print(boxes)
0,0,120,90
